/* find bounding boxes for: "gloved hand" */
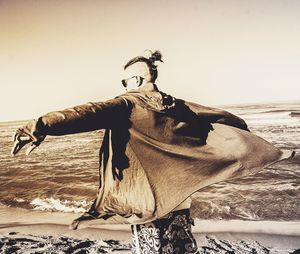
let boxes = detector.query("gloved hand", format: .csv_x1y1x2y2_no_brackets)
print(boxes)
11,119,46,156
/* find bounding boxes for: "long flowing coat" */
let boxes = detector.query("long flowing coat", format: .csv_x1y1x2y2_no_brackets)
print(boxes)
33,84,293,228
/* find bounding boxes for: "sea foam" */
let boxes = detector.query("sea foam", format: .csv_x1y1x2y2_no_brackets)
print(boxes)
30,198,91,213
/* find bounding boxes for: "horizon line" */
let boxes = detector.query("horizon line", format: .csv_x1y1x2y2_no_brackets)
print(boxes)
1,99,299,124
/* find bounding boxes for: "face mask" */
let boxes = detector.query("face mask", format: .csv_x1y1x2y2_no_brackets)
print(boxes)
121,76,144,90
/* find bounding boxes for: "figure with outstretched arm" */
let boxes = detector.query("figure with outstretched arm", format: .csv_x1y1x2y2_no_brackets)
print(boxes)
11,97,131,155
12,50,294,253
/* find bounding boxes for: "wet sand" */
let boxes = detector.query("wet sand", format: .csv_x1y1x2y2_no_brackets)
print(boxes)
1,206,300,253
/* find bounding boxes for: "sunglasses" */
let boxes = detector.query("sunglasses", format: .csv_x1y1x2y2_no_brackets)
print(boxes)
122,76,144,88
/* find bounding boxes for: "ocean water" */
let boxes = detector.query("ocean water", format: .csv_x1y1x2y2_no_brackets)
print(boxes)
0,102,299,221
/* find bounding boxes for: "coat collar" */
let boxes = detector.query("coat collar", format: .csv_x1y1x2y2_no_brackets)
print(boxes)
136,83,159,92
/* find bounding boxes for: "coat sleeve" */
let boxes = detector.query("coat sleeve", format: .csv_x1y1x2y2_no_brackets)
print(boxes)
34,97,131,136
183,100,250,131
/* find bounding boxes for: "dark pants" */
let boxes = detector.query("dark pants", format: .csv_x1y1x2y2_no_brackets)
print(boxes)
131,209,199,254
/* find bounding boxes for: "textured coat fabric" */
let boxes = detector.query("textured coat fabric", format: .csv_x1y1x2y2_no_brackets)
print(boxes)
34,85,293,228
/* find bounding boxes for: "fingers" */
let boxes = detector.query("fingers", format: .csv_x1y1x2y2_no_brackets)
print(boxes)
11,120,46,156
25,138,45,155
11,130,32,156
26,143,38,155
13,131,18,143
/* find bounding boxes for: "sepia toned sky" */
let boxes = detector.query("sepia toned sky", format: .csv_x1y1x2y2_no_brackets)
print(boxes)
1,0,300,121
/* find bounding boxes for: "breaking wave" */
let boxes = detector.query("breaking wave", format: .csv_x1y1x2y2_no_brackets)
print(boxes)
30,198,91,213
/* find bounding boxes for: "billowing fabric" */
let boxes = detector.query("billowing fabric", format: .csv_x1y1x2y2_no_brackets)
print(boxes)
33,84,294,228
131,209,199,254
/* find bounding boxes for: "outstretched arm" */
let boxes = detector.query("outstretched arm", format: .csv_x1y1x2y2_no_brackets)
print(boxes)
11,97,131,155
36,97,130,135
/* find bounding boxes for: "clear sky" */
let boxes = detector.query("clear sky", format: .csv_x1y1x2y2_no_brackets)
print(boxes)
1,0,300,122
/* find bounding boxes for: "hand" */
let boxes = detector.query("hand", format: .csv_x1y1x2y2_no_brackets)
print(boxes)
11,120,46,156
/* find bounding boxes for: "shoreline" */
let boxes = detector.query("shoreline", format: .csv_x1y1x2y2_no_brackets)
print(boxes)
2,205,300,234
1,206,300,253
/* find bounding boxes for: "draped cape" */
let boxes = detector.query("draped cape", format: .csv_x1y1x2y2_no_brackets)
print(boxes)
33,85,294,229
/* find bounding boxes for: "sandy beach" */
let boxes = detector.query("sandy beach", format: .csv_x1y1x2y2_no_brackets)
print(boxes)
1,206,300,254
